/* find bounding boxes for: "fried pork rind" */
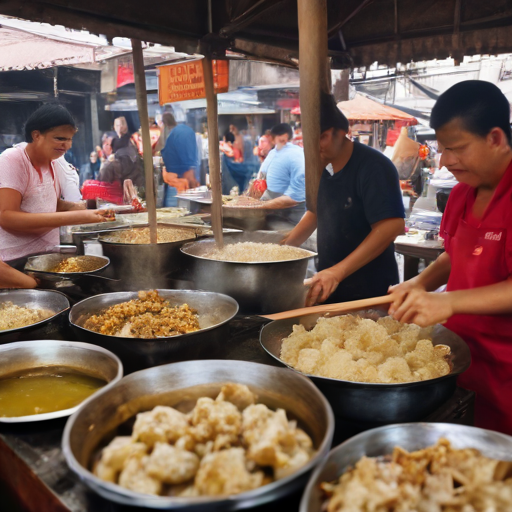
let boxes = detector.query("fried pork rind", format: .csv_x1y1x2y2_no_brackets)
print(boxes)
190,397,242,446
146,443,200,484
94,383,316,498
132,406,189,447
118,455,162,495
324,438,512,512
216,383,257,411
242,404,315,477
280,315,451,384
194,448,264,496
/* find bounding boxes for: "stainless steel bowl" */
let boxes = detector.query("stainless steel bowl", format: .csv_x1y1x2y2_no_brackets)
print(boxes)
0,289,70,338
181,232,316,315
0,339,123,423
301,422,512,512
69,290,239,372
260,309,471,423
63,359,335,510
98,224,200,290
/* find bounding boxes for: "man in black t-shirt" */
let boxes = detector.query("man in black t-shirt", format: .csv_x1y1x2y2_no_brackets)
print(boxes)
285,93,405,306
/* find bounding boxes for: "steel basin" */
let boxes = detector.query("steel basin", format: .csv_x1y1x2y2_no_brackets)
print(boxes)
301,422,512,512
24,253,110,281
0,339,123,423
69,289,239,372
0,289,70,343
181,232,316,315
98,224,201,290
260,309,471,423
62,359,334,510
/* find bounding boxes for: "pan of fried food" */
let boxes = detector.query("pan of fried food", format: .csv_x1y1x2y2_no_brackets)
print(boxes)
301,422,512,512
24,254,110,281
69,290,239,372
62,359,334,510
0,289,70,340
260,309,471,423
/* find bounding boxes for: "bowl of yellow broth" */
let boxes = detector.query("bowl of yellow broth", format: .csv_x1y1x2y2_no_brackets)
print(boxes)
0,340,123,422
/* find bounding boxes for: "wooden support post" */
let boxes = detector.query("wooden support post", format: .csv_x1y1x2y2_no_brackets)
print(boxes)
202,57,224,248
131,38,158,244
298,0,329,213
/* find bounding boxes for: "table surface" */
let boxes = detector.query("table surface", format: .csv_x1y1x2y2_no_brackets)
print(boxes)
0,315,474,512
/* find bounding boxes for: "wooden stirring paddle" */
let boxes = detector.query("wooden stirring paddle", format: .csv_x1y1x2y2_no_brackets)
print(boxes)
261,295,393,321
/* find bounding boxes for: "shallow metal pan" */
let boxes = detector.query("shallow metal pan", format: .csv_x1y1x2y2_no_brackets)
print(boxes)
69,289,239,372
0,289,70,338
300,422,512,512
260,308,471,423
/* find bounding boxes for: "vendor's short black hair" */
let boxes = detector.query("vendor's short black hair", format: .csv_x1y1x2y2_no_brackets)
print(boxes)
270,123,293,140
224,131,235,143
24,103,77,143
320,92,349,133
431,80,512,144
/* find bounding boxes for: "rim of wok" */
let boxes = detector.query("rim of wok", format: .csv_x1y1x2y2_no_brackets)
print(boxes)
69,289,239,341
0,289,70,335
98,225,200,245
259,313,471,388
181,240,317,264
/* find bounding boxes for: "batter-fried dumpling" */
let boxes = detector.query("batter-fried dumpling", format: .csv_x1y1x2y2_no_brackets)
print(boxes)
190,397,242,443
274,448,311,480
405,339,436,371
100,436,148,471
93,460,117,482
194,447,263,496
118,455,162,495
216,383,257,411
296,348,321,374
146,442,200,484
377,357,414,383
132,406,189,447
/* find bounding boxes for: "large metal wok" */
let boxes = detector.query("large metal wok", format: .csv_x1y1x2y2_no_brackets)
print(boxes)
260,308,471,423
62,359,335,510
300,422,512,512
24,253,110,280
181,231,316,315
69,289,238,372
0,289,70,343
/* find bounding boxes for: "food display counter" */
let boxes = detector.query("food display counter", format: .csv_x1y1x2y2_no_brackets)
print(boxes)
0,313,474,512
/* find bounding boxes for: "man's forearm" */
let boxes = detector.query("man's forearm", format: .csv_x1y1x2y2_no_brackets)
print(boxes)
0,210,88,234
414,251,452,291
449,279,512,316
57,199,86,212
283,210,317,247
331,218,404,281
260,195,298,209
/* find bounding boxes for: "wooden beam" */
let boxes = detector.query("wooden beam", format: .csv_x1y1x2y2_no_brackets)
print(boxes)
298,0,329,214
202,57,224,248
131,39,157,244
328,0,376,37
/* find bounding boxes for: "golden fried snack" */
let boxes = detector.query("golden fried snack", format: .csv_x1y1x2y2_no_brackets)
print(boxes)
118,455,162,495
146,443,199,484
190,397,242,445
194,448,264,496
100,436,148,471
216,383,257,411
281,315,451,384
132,406,189,447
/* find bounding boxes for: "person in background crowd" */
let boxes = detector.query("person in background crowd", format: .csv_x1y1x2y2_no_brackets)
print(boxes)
79,151,100,187
0,259,38,288
253,130,274,162
389,81,512,435
0,104,110,261
229,124,244,162
161,113,200,207
98,132,115,164
113,116,131,147
255,123,306,225
284,93,405,306
293,124,303,148
54,155,81,202
220,132,243,162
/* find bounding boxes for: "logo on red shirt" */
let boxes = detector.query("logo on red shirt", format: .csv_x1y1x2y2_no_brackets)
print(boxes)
484,231,503,241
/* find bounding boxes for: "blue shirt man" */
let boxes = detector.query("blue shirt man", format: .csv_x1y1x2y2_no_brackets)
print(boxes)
160,113,199,206
258,123,306,224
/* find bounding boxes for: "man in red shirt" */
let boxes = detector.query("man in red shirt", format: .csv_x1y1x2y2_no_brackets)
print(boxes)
389,80,512,434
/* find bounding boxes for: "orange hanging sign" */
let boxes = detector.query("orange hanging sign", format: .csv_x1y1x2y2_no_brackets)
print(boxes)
158,59,229,104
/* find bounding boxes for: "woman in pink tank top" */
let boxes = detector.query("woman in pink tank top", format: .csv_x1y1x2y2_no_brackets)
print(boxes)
0,104,111,261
